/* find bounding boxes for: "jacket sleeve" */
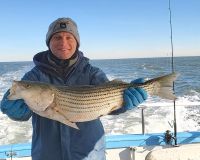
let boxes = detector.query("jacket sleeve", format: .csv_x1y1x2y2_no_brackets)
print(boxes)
0,69,38,121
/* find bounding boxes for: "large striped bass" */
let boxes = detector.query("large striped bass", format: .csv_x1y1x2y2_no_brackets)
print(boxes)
8,72,178,129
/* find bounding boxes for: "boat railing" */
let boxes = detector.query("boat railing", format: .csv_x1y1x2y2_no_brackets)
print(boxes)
139,102,200,135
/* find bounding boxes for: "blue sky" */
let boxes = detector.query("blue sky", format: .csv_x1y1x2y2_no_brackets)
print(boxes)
0,0,199,62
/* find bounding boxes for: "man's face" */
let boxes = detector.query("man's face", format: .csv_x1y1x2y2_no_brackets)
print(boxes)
49,32,77,59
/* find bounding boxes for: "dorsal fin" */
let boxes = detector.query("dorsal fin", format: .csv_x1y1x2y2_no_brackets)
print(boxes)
109,79,127,84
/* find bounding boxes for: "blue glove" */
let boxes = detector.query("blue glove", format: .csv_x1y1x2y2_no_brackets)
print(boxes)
0,90,32,121
123,78,147,110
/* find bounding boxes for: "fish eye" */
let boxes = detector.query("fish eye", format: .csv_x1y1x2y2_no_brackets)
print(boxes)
25,84,31,88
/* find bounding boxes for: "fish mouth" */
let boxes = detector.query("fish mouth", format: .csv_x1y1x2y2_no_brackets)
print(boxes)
7,88,15,100
7,81,18,100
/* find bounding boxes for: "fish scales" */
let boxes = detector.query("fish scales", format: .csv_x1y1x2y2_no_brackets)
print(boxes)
56,93,123,104
53,82,152,122
7,72,179,129
49,84,126,122
56,95,123,108
56,96,123,109
57,96,123,112
55,83,128,95
54,87,124,105
55,86,125,100
54,84,125,110
57,98,122,110
55,89,123,112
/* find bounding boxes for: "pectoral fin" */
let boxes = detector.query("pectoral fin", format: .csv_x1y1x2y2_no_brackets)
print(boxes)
61,119,79,129
52,107,79,129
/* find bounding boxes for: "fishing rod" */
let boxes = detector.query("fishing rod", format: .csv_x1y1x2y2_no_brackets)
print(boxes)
140,0,178,137
168,0,178,146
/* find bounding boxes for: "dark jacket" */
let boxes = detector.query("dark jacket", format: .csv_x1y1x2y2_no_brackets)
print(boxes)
1,50,109,160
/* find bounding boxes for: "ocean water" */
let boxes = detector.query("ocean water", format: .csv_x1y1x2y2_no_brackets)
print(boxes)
0,56,200,145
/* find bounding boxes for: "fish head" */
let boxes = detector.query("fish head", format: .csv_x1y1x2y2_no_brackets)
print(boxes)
8,80,25,100
8,80,42,99
8,80,55,112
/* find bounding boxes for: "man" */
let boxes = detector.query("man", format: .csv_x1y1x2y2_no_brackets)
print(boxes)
1,17,147,160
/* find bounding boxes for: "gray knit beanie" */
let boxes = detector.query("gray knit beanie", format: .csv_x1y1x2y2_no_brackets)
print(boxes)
46,17,80,47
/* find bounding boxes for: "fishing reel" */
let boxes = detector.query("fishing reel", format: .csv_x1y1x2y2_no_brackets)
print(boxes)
164,130,177,145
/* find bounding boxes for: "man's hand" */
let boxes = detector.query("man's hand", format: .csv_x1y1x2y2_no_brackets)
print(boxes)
123,78,147,110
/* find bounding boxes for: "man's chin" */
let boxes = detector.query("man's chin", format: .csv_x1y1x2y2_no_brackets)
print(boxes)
58,52,74,59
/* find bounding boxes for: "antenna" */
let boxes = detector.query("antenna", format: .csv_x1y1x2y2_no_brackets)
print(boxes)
168,0,178,145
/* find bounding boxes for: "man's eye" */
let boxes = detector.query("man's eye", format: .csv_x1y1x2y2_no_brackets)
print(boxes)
53,36,61,40
66,36,73,40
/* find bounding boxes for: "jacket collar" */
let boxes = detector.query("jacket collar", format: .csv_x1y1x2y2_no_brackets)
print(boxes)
33,50,88,78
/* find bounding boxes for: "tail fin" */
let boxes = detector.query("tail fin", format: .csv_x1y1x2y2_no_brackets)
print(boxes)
146,72,179,100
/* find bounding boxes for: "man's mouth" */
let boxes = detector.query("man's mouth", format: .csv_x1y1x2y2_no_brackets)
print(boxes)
58,48,68,51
